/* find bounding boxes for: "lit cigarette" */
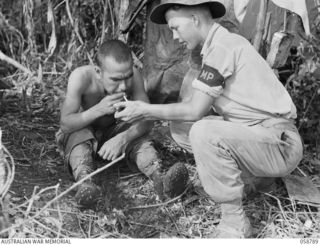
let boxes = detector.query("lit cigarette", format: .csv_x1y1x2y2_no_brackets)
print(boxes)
123,94,128,101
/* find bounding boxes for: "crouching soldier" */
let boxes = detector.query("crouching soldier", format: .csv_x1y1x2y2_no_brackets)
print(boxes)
56,40,189,209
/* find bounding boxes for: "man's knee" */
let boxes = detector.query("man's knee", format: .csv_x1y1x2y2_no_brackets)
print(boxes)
69,142,93,168
125,137,159,175
68,141,96,181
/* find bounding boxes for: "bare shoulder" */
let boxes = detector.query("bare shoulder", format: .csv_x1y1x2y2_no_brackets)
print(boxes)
67,65,96,93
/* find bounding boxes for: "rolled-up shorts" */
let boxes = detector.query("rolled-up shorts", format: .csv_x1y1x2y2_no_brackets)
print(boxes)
56,123,159,176
56,127,97,164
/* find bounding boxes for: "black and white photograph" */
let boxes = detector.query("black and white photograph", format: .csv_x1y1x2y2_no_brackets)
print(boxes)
0,0,319,241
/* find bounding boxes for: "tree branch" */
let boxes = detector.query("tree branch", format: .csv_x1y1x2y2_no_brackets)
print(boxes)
0,50,33,75
253,0,269,51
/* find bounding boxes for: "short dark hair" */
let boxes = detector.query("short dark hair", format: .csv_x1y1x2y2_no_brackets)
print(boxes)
96,39,132,67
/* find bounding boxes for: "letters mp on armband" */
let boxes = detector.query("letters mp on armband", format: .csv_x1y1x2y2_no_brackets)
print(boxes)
198,64,225,87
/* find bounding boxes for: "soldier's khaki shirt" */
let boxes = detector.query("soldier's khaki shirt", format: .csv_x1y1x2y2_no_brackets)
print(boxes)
192,23,297,125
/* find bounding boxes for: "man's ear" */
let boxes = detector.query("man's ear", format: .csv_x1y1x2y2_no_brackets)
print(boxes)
191,14,200,27
95,66,102,77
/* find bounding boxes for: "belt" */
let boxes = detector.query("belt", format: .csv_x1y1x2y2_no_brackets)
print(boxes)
259,117,299,135
259,117,295,128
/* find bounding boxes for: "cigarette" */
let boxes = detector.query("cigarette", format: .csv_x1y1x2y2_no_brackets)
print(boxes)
123,94,128,101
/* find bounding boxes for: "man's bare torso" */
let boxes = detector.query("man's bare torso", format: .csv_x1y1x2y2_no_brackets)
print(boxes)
80,66,116,129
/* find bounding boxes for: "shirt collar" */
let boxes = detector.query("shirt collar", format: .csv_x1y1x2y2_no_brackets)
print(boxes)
200,22,221,56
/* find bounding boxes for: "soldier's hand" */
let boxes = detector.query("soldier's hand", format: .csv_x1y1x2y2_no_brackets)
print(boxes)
114,101,147,123
96,93,125,115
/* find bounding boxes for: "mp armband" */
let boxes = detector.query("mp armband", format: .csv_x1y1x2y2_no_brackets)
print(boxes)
198,64,225,87
192,64,225,98
192,79,224,98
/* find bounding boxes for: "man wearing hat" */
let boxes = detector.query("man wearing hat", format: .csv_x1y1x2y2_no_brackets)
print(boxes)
114,0,303,238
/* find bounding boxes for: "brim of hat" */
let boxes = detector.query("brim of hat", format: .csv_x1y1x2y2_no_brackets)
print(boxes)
150,2,226,25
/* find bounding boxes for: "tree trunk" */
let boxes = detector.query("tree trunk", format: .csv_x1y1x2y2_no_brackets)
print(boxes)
253,0,269,51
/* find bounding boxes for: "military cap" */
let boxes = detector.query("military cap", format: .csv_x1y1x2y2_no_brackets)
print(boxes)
150,0,226,24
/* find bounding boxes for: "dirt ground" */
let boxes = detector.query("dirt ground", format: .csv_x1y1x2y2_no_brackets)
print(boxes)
0,87,320,238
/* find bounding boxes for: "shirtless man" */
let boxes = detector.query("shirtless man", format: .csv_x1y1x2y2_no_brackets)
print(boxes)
56,40,189,209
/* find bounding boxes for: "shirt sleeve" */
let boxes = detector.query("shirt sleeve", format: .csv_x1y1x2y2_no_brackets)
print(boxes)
192,44,235,98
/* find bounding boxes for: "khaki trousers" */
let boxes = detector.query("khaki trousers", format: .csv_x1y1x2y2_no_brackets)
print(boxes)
171,117,303,202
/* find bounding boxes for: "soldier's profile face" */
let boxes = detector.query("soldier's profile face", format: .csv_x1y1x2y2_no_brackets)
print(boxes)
99,56,133,94
166,8,200,50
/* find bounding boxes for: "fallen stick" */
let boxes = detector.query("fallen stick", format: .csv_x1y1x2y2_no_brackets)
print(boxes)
0,154,125,235
0,50,32,75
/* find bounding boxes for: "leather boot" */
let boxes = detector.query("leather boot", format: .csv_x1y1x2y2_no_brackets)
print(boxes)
209,199,252,238
163,162,189,198
69,143,102,209
150,162,189,200
74,167,102,209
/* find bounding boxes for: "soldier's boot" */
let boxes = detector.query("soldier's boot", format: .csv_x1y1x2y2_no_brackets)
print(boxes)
69,143,102,209
209,199,252,238
124,139,189,200
150,162,189,200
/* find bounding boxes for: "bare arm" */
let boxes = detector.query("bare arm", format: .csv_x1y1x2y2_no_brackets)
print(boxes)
115,89,215,122
60,67,124,133
118,67,153,141
98,67,153,161
145,90,214,121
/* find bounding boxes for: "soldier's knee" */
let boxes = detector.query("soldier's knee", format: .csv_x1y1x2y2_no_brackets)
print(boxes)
189,120,209,145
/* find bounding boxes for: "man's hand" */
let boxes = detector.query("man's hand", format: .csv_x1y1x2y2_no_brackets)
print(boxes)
114,101,148,123
98,133,128,161
96,93,125,115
